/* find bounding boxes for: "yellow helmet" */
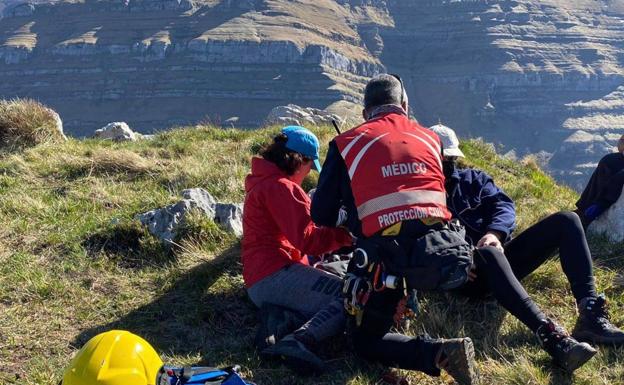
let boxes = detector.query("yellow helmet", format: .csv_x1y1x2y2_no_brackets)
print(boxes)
62,330,164,385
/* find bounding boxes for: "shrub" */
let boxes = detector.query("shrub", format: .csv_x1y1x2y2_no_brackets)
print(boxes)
0,98,66,150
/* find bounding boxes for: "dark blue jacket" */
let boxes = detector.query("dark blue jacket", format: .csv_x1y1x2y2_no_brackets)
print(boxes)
311,140,363,237
446,167,516,244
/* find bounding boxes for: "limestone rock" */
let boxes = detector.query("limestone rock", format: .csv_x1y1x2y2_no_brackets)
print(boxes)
181,187,216,218
46,107,67,141
265,104,342,127
6,0,624,193
548,85,624,190
137,199,198,244
136,188,243,243
0,98,66,146
214,203,243,236
93,122,140,142
588,189,624,243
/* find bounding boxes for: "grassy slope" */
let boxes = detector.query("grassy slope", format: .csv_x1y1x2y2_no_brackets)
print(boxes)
1,126,623,385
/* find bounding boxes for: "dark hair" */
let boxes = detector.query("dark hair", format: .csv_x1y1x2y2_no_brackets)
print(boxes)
364,74,404,110
260,133,310,175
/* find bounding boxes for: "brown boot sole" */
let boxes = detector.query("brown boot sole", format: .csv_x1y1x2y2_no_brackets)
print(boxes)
444,338,478,385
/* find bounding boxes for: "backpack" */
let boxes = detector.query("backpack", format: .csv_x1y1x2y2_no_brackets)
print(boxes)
158,365,254,385
348,220,473,291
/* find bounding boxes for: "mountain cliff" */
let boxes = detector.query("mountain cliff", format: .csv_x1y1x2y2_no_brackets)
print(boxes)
2,0,624,188
0,0,389,135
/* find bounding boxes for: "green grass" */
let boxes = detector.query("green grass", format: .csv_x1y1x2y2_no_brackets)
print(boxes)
0,126,623,385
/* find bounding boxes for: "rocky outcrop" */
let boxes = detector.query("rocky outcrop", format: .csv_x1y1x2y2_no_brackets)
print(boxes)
0,98,66,147
588,189,624,243
93,122,141,142
47,107,66,141
137,188,242,243
265,104,343,127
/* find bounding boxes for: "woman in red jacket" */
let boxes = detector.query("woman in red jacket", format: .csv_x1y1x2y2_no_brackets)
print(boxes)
242,126,354,373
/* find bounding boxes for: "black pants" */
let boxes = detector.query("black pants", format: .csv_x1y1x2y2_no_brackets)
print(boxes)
351,244,548,372
351,288,441,376
459,246,546,331
506,211,596,302
350,220,448,375
459,211,597,331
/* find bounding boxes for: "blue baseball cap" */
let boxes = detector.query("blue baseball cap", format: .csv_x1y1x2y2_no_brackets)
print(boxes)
281,126,322,172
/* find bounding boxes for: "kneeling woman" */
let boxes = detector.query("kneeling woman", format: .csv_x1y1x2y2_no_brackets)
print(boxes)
242,126,354,372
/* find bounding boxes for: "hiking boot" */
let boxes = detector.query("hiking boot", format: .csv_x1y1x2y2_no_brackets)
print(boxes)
254,303,306,352
261,333,324,374
435,337,477,385
572,294,624,346
536,318,597,372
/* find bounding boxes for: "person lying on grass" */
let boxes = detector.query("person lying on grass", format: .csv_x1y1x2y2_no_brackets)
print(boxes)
241,126,355,373
430,124,624,360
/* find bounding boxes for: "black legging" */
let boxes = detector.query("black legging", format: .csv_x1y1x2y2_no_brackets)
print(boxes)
459,211,597,331
351,288,442,375
505,211,597,302
460,246,546,331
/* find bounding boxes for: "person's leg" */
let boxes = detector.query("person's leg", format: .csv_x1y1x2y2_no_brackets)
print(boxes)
504,211,597,302
352,289,476,384
247,263,345,342
352,289,441,374
469,246,546,331
471,246,597,372
500,212,624,345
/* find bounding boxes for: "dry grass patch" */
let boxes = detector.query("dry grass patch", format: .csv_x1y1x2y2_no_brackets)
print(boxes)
0,98,66,150
64,148,158,179
89,149,155,176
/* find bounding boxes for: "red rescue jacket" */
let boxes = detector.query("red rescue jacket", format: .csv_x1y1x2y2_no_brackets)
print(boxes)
334,113,451,236
241,157,353,288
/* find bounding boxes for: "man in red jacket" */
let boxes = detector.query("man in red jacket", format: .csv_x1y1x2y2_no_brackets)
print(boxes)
312,74,477,385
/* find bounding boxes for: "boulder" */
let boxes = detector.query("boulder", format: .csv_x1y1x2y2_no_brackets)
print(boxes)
265,104,343,127
0,98,67,147
93,122,140,142
214,202,243,236
136,188,243,243
181,187,216,217
588,188,624,243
